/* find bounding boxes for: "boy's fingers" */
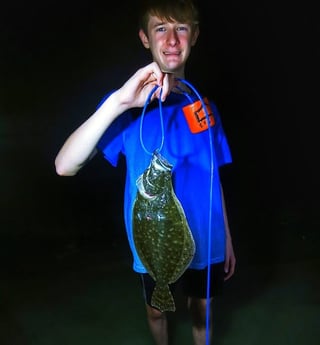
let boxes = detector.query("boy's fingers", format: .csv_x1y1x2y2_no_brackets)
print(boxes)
161,73,175,101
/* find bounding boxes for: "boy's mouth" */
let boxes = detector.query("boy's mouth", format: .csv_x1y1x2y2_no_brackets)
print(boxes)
163,51,181,56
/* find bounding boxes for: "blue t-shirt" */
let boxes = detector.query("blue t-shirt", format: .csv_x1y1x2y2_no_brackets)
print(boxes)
97,91,232,273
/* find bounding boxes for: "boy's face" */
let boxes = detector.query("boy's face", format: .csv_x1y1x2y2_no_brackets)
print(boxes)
139,15,199,76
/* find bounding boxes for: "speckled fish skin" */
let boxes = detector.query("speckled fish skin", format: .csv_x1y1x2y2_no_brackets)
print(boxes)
133,151,195,312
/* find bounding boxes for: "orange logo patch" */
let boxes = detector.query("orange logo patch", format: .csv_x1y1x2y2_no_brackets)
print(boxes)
182,97,215,134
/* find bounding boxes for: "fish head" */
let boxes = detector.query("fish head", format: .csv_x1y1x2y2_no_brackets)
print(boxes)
141,151,173,197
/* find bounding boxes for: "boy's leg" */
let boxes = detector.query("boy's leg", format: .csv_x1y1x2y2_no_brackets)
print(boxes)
182,263,225,345
140,274,174,345
188,297,212,345
145,304,168,345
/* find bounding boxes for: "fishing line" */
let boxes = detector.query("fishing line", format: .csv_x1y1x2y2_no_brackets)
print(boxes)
139,78,214,345
177,78,214,345
139,85,165,155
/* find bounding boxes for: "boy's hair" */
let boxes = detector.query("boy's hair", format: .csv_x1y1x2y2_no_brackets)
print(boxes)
138,0,200,35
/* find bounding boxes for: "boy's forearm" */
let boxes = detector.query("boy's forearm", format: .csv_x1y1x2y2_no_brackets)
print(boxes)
220,183,232,240
54,91,125,176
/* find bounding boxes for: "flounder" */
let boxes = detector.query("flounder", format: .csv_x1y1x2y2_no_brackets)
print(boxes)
133,150,195,312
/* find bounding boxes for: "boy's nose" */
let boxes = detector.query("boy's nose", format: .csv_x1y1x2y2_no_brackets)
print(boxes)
166,30,179,45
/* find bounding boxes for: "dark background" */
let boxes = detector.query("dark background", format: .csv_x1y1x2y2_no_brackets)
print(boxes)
1,0,319,266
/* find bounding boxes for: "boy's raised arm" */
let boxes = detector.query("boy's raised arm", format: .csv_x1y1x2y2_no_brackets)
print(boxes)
54,62,174,176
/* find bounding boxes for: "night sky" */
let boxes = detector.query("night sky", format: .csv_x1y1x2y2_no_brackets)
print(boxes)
1,0,319,263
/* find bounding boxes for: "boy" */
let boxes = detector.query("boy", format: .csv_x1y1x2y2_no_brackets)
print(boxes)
55,1,236,344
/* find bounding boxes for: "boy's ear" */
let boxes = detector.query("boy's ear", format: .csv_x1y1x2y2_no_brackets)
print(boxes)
191,26,200,46
139,29,150,49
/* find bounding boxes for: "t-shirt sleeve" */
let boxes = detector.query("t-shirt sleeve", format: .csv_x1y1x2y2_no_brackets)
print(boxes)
211,102,232,167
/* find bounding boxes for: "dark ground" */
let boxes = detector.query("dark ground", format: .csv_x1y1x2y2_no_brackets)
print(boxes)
0,233,319,344
1,0,319,344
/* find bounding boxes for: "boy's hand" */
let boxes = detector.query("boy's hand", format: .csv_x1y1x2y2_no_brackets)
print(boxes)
118,62,176,109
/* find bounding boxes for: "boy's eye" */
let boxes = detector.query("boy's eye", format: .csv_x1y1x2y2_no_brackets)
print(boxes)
156,26,166,32
154,24,190,33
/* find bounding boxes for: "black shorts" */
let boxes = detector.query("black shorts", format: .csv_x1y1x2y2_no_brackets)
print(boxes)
140,262,225,307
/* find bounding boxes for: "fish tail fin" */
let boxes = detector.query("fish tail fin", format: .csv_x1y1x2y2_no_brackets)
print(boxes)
151,284,176,312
